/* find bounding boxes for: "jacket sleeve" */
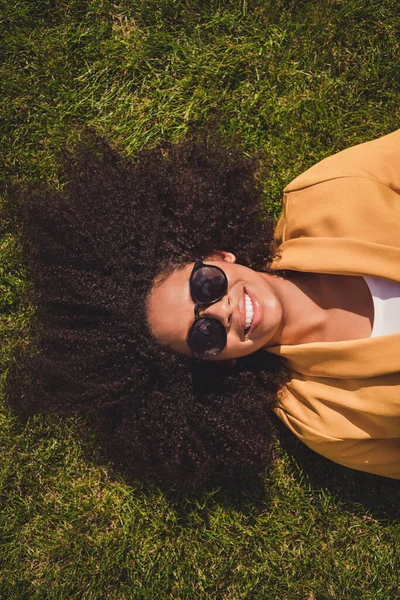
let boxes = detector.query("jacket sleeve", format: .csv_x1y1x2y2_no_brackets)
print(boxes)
272,128,400,271
284,128,400,194
300,437,400,480
274,405,400,480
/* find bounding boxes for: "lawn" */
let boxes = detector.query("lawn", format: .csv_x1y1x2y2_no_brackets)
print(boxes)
1,0,400,598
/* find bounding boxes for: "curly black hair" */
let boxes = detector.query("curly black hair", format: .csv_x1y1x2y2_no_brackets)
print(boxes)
6,130,290,487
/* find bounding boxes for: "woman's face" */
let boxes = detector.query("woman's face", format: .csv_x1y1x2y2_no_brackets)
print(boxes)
147,252,284,361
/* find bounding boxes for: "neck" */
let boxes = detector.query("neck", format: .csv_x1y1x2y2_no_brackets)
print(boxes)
264,272,326,346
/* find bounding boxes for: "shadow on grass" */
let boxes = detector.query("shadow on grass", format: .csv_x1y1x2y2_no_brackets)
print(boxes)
4,364,274,530
274,417,400,523
4,362,400,528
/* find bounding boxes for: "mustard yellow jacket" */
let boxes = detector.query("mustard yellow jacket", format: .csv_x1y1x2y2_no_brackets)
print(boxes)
269,128,400,479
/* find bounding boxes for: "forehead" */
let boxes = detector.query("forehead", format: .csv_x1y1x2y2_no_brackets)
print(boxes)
147,264,194,355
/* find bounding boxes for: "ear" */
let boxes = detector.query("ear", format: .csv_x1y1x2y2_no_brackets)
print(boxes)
205,250,237,263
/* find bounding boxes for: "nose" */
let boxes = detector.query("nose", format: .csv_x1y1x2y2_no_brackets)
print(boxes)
199,295,233,328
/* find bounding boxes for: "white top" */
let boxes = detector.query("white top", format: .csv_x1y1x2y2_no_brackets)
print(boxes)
363,276,400,337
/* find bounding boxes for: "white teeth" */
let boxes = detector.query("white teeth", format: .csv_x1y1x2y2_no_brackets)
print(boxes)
244,291,254,331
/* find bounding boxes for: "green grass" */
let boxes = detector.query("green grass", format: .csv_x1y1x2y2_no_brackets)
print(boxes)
1,0,400,597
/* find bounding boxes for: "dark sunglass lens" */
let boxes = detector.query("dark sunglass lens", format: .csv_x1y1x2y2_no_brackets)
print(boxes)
188,317,227,357
191,266,227,304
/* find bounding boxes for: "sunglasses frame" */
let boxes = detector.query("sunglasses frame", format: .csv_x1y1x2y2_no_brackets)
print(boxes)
187,258,228,358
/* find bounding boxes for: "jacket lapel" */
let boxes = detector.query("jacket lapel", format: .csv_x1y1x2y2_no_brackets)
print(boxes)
271,237,400,282
268,333,400,378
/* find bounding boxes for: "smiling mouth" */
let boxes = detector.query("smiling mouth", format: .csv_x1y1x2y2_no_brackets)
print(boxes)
244,290,254,334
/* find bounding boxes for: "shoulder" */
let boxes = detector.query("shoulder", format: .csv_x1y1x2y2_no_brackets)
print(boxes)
285,129,400,193
274,377,400,479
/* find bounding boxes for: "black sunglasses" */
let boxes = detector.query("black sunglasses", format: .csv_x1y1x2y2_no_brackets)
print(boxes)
187,259,229,358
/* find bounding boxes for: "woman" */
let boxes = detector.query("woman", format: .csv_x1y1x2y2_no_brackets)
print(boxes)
10,128,400,486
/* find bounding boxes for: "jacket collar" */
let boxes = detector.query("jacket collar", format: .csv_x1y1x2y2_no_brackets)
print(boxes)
271,237,400,282
267,333,400,379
